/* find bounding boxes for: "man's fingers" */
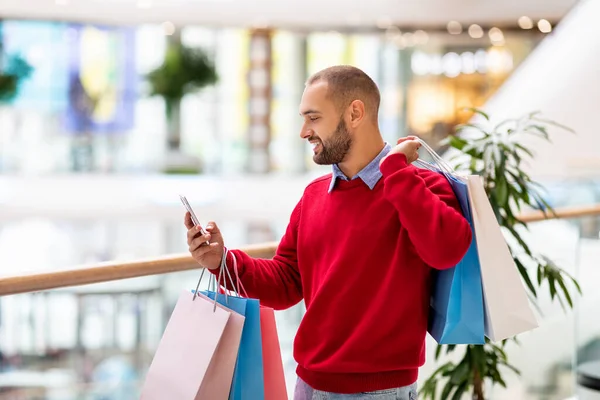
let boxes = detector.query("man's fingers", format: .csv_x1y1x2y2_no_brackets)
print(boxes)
187,226,202,244
396,135,418,144
191,242,220,258
406,140,421,151
187,218,221,245
411,147,421,163
184,212,194,229
205,221,220,234
189,233,212,251
191,243,211,257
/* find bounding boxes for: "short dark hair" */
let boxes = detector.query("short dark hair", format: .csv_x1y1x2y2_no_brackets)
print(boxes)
306,65,381,120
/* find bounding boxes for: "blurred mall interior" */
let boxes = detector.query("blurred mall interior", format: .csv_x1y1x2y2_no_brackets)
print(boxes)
0,0,599,398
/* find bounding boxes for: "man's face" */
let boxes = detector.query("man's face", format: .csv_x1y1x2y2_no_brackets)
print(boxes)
299,82,352,165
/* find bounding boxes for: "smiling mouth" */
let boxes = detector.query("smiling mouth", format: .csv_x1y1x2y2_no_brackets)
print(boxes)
309,141,321,152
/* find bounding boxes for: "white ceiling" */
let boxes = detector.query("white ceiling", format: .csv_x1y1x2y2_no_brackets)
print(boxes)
0,0,579,29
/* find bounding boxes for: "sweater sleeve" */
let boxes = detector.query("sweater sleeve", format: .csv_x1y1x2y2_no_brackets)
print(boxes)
379,153,472,270
210,199,303,310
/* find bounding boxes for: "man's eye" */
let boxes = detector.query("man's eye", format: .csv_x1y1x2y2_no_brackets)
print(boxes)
310,117,319,121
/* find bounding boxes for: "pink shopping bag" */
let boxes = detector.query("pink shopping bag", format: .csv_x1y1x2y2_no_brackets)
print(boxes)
260,307,288,400
141,290,244,400
197,292,245,399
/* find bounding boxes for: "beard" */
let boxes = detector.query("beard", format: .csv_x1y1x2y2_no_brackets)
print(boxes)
311,118,352,165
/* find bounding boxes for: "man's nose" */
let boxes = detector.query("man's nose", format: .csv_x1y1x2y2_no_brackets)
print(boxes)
300,126,312,139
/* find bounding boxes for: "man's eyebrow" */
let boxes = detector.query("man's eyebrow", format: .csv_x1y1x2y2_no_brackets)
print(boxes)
300,110,321,116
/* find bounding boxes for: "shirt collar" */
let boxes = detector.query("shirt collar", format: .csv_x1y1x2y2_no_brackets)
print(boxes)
328,143,392,193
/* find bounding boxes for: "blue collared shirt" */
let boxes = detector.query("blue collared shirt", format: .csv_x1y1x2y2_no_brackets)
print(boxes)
328,143,392,193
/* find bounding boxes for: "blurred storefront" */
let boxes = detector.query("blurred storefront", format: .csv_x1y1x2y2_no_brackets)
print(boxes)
0,19,542,175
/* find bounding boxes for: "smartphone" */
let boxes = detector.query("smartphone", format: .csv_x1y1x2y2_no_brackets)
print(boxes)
179,195,210,244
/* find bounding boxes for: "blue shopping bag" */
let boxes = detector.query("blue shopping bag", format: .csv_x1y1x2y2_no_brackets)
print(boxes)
427,172,486,345
202,290,265,400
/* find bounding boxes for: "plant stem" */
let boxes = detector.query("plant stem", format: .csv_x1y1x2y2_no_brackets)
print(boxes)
167,100,181,151
473,368,485,400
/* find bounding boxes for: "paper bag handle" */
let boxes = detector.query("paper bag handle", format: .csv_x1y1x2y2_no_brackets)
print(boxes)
192,248,238,311
414,138,454,175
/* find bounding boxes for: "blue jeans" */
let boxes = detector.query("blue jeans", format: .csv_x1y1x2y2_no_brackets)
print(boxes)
294,377,418,400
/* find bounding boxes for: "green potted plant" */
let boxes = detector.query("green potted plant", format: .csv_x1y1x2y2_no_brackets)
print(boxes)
147,34,218,174
420,109,582,400
0,43,33,102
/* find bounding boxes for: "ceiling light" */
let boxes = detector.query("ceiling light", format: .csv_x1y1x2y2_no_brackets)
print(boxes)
403,32,415,47
468,24,484,39
162,21,176,36
488,27,504,45
461,52,476,74
538,19,552,33
442,52,461,78
447,21,462,35
392,35,405,49
413,30,429,45
518,16,533,29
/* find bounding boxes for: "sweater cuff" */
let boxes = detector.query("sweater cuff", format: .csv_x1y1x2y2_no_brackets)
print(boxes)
379,153,409,177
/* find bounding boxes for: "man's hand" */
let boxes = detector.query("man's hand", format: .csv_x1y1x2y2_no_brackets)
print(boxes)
184,212,224,270
380,136,422,167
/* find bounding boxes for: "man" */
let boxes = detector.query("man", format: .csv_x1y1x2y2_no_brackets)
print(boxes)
185,66,472,400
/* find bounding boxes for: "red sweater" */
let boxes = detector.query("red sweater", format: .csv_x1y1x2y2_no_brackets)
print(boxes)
217,153,471,393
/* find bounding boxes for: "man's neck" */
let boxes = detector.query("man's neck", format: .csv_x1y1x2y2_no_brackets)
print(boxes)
337,136,386,178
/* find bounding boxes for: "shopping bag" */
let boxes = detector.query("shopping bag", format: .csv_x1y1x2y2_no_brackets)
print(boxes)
413,143,485,345
467,175,539,341
203,291,265,400
195,293,245,400
427,172,485,344
140,290,234,400
260,307,288,400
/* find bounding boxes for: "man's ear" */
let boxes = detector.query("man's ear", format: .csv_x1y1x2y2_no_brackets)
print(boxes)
348,100,366,127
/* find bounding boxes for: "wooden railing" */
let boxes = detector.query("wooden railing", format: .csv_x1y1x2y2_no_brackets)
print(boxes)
1,204,599,297
515,203,600,223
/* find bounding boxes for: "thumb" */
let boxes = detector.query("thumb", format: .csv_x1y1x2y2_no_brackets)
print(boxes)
206,221,221,234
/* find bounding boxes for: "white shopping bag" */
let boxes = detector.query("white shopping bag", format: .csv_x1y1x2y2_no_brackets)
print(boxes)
467,175,539,341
